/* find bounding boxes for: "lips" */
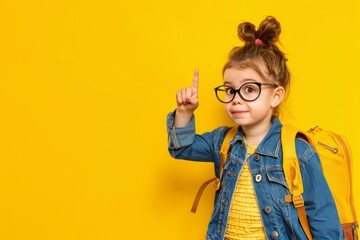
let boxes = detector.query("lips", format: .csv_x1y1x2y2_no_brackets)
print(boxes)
231,110,248,115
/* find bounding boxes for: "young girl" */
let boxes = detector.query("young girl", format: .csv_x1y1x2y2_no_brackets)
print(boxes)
166,16,342,239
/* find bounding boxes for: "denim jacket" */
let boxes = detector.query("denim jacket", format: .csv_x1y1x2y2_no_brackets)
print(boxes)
167,112,343,240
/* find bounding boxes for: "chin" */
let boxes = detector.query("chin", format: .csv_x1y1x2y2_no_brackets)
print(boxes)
231,118,249,126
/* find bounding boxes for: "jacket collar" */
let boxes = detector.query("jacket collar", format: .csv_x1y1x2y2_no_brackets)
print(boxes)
229,117,282,158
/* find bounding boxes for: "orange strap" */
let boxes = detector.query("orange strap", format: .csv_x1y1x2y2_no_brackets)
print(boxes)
285,194,313,240
191,177,219,213
298,205,313,240
191,127,237,213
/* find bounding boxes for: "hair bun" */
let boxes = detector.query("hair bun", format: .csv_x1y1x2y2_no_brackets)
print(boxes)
237,22,256,42
237,16,281,45
256,16,281,44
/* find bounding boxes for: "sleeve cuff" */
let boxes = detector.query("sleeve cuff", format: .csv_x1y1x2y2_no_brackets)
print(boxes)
166,111,195,149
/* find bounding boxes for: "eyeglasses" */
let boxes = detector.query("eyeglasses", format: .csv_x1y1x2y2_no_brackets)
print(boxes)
214,82,278,103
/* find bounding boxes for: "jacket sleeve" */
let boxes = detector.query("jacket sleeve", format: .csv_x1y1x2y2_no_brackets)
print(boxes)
297,139,343,240
166,111,224,163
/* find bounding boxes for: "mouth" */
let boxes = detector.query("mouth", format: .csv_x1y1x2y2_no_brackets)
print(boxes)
231,110,248,115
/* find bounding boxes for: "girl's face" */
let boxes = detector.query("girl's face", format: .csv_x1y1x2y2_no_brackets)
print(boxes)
222,67,284,129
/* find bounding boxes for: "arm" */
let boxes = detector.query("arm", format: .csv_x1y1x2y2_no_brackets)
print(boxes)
297,140,343,239
166,70,224,162
166,111,218,162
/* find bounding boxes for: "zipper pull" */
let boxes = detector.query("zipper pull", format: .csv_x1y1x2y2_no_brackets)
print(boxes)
317,141,338,153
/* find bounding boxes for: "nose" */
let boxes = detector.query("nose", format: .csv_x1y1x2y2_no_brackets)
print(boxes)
231,91,243,104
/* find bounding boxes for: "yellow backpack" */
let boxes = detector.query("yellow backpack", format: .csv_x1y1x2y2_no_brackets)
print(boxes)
191,125,358,239
281,124,358,239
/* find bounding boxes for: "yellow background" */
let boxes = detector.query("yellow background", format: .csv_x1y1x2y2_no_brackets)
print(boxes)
1,0,359,239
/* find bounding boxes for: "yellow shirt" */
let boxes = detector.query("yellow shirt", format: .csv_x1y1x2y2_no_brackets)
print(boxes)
225,143,266,240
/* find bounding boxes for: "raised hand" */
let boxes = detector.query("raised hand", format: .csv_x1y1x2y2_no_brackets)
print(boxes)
176,69,199,113
174,69,200,127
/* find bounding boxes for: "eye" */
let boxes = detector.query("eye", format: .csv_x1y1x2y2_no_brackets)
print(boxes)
244,85,257,93
224,86,235,95
242,83,259,94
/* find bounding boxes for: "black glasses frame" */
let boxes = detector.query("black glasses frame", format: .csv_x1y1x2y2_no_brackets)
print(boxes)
214,82,278,103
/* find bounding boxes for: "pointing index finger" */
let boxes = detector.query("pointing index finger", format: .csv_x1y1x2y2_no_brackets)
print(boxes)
192,69,199,90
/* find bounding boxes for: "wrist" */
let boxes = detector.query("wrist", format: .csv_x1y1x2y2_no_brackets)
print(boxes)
175,108,194,117
174,109,193,127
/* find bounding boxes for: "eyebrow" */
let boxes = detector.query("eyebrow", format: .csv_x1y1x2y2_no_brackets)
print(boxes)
223,79,258,85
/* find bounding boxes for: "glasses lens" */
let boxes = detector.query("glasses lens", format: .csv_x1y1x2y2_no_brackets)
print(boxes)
240,83,260,101
216,86,235,103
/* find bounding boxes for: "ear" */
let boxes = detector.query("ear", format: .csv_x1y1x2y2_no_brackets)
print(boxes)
271,86,285,108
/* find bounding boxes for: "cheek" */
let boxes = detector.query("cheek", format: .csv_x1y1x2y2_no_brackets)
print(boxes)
250,99,272,113
257,94,273,106
224,104,231,114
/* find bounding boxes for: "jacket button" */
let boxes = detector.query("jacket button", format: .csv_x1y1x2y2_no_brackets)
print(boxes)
264,206,272,214
221,199,228,205
254,154,261,160
255,174,262,182
271,231,279,239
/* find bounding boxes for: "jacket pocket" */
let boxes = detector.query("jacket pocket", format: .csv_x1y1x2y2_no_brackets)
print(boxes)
265,170,292,206
266,170,288,189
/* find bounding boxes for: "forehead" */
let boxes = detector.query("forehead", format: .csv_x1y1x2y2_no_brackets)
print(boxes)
224,59,272,83
223,67,265,85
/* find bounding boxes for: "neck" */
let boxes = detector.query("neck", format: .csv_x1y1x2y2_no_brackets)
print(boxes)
242,120,273,146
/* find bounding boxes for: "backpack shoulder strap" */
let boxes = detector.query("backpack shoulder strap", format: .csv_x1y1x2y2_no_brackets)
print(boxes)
281,124,314,240
281,124,308,195
219,126,238,176
190,126,237,213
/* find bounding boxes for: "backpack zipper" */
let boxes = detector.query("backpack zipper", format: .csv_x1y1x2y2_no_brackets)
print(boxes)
317,141,338,153
309,126,339,153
